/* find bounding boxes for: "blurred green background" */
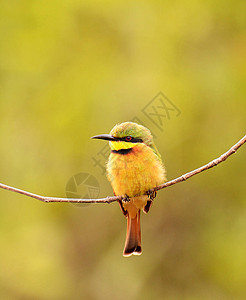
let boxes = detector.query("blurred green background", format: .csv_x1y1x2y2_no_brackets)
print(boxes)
0,1,246,299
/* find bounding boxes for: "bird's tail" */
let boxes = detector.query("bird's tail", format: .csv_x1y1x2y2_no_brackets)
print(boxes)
123,210,142,257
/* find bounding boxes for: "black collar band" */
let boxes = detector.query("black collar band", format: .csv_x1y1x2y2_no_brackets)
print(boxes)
111,148,133,155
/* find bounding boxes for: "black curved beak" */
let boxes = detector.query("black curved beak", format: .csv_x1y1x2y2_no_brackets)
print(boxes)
91,134,116,141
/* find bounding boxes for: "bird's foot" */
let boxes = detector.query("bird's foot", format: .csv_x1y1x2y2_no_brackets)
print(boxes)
122,195,130,203
147,190,157,201
144,190,156,214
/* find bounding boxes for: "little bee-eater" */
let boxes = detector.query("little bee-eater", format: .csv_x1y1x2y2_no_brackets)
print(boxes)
92,122,166,257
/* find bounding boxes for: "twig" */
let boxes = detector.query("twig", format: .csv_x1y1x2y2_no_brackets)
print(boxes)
0,135,245,204
151,134,246,192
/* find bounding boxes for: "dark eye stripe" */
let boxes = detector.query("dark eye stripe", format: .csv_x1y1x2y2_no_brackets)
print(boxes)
113,136,143,143
131,138,143,143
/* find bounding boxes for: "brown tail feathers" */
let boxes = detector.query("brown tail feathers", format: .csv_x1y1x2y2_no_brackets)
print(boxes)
123,210,142,257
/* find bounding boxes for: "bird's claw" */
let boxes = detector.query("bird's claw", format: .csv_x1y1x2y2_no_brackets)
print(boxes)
122,195,130,203
147,190,157,201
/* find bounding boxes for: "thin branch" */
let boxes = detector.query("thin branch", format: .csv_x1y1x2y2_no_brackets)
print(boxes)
0,135,245,204
151,134,246,192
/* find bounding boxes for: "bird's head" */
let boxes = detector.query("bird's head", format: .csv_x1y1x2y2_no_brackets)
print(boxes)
91,122,161,157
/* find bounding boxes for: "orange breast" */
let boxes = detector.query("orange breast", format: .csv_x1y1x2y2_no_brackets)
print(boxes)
106,143,166,198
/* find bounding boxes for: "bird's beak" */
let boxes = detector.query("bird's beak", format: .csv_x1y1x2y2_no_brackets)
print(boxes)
91,134,116,141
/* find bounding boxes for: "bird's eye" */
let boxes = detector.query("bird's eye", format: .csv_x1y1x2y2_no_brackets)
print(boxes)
125,136,133,142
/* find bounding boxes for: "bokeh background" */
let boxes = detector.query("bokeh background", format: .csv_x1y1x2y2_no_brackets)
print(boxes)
0,1,246,299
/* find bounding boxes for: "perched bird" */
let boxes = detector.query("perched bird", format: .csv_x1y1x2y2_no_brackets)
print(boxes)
91,122,166,257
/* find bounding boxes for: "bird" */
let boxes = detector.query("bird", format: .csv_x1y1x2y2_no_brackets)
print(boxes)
91,122,166,257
